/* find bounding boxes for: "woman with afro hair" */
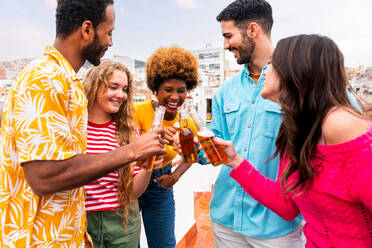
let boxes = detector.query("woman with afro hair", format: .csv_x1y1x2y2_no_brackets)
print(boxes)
134,46,199,248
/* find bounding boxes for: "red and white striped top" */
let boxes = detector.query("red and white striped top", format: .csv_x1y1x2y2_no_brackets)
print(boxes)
85,120,140,212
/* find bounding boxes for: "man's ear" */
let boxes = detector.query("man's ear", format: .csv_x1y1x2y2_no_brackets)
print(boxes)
247,22,259,39
81,20,94,42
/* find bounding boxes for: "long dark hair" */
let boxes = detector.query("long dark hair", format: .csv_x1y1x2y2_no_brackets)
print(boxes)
272,34,356,195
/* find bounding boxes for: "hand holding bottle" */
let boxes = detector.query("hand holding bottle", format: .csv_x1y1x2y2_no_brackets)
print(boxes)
212,138,244,169
164,126,178,146
136,106,166,170
165,122,181,152
178,107,198,164
131,128,166,162
188,105,228,166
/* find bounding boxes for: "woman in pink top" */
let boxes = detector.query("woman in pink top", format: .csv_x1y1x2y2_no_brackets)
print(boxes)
214,34,372,247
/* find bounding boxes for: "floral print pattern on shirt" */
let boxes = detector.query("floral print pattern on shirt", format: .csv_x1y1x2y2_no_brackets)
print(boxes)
0,46,88,247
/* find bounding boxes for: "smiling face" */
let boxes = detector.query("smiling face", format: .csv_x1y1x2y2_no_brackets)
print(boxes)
261,64,280,103
94,69,129,121
83,32,108,66
221,20,255,65
156,79,187,120
83,4,115,66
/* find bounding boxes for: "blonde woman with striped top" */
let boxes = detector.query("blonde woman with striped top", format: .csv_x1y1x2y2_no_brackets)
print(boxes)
83,60,163,247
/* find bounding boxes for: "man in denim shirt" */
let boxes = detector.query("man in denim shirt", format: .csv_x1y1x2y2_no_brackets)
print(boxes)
210,1,304,247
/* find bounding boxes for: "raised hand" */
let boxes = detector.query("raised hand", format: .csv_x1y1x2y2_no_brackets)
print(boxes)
213,138,244,169
172,132,182,155
131,128,166,161
164,126,178,146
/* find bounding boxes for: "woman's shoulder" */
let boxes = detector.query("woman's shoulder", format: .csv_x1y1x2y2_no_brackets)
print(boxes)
322,107,369,145
133,100,155,129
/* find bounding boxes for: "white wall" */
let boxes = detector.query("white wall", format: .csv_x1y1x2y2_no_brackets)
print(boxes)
139,163,221,247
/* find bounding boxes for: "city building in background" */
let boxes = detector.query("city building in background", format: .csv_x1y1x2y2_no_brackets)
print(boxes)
347,66,372,102
0,48,371,122
112,54,135,74
0,47,371,248
191,44,225,87
189,44,243,123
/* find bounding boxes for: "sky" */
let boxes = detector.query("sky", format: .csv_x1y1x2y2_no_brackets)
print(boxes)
0,0,371,67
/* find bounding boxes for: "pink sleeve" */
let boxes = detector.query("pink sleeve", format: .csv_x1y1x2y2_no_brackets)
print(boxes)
351,159,372,212
229,159,300,221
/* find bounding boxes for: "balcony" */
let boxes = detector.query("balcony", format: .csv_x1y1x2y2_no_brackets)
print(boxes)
140,160,220,247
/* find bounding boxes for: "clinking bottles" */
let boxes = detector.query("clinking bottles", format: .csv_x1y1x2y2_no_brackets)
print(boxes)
188,105,228,166
137,106,166,170
178,107,198,164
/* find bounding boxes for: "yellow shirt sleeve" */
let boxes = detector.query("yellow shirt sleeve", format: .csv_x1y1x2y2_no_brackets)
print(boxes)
134,100,154,135
13,63,80,163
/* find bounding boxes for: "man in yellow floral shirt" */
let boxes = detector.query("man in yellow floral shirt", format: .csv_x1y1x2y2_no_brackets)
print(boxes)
0,1,165,247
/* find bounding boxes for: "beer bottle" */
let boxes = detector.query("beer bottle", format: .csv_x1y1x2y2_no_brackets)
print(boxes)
165,120,181,152
178,107,198,164
137,105,166,170
188,106,228,166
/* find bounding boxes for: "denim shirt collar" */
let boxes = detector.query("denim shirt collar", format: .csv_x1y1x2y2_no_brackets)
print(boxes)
242,64,268,88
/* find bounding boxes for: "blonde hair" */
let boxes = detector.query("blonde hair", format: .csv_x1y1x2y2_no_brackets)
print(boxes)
83,60,137,227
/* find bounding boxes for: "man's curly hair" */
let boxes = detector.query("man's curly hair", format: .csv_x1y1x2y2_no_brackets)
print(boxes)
56,0,114,39
146,46,199,93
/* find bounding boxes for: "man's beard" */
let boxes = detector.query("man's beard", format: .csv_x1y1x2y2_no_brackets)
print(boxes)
230,32,255,65
82,33,107,66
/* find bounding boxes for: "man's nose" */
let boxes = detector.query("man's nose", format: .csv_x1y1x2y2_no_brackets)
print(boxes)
223,39,230,50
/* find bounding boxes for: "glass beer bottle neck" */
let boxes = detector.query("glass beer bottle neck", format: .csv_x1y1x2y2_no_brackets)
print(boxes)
180,119,189,129
152,106,166,128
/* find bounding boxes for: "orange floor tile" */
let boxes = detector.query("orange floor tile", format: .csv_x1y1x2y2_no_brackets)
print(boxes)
176,188,215,248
